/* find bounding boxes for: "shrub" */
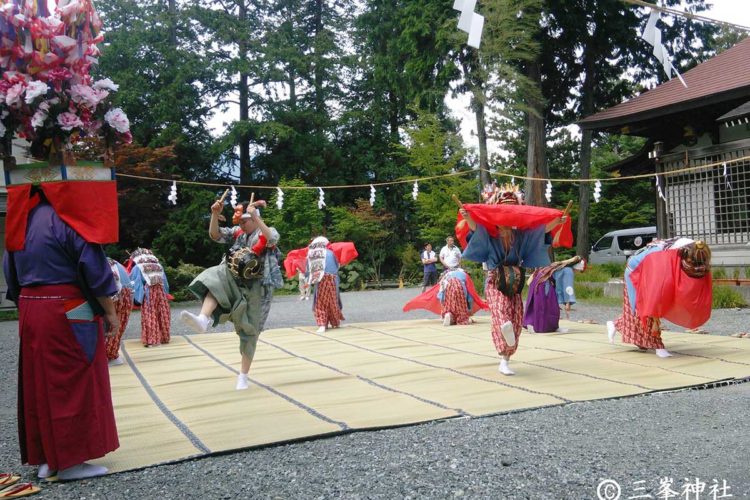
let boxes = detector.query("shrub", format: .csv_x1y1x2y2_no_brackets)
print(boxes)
599,262,625,278
340,261,369,291
579,265,613,283
164,262,205,302
713,267,728,279
575,283,604,300
712,286,747,309
398,245,423,285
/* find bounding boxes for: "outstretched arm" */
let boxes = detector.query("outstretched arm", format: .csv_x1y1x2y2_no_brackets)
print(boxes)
459,208,477,231
208,200,223,241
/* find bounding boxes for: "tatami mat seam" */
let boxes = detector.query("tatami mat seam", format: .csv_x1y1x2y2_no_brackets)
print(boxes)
443,330,735,380
259,337,473,418
121,343,211,454
294,327,572,403
180,335,350,430
355,326,656,391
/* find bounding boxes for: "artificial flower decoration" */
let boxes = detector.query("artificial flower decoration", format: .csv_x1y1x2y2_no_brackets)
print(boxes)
0,0,132,164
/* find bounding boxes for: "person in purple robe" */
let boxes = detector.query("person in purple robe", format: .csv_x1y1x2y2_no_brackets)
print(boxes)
3,197,120,481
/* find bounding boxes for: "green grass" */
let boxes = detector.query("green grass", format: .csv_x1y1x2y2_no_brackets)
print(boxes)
712,286,747,308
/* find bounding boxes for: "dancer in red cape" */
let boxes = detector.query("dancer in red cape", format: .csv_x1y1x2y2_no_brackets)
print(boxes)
458,182,572,375
607,238,712,357
284,238,358,333
404,268,488,326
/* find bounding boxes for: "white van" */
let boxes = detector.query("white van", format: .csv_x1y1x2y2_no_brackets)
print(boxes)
589,226,657,264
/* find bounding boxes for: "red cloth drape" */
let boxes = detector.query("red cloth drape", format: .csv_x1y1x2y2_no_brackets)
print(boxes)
454,203,573,249
403,275,488,316
630,249,712,329
6,181,119,251
283,242,359,278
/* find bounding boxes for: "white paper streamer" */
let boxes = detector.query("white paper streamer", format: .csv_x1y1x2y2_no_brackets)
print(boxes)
317,187,326,210
593,179,602,203
544,180,552,203
370,185,376,206
276,187,284,210
641,9,687,88
453,0,483,48
412,180,419,200
230,185,238,208
510,176,515,186
722,162,733,190
467,14,484,49
655,175,667,201
167,181,177,205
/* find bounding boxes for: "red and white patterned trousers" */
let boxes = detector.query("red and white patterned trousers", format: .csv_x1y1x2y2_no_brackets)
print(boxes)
441,278,471,325
106,287,134,360
613,286,664,349
485,272,523,357
314,274,344,328
141,284,171,346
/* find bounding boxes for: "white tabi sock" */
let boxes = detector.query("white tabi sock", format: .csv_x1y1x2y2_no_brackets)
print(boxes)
498,358,515,376
606,321,616,344
58,463,108,481
442,312,452,327
236,373,250,390
655,348,673,358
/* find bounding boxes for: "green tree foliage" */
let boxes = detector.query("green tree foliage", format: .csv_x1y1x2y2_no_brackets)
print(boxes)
96,0,217,178
399,110,478,245
264,179,325,252
328,200,397,282
152,187,230,268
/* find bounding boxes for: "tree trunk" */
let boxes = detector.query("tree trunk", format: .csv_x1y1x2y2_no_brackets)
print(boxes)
167,0,177,47
238,0,250,186
472,87,491,187
576,37,598,259
525,61,547,207
313,0,324,116
388,89,399,142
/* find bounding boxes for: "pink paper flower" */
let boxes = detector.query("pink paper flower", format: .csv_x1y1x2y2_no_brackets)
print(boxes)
57,111,83,131
92,78,118,91
70,83,107,108
31,109,48,129
104,107,130,133
24,80,48,103
5,82,25,107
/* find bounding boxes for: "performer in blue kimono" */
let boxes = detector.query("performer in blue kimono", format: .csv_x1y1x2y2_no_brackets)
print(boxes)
105,258,135,364
457,183,568,375
128,248,171,347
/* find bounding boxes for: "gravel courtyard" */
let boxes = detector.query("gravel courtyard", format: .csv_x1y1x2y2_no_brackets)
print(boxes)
1,288,748,499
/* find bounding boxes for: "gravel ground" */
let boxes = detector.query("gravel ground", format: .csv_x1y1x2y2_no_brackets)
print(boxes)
1,287,749,499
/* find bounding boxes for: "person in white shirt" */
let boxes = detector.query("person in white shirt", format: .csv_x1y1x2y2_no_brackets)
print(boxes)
439,236,462,270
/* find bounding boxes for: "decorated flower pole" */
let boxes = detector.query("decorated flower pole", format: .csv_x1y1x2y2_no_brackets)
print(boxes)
1,0,130,252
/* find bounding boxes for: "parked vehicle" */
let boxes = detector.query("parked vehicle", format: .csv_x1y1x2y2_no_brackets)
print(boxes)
589,227,657,264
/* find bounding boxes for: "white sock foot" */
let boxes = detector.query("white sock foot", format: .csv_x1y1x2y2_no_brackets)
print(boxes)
108,355,124,366
180,311,210,334
58,463,108,481
655,348,673,358
236,373,250,390
498,359,515,376
500,321,516,347
527,325,535,334
38,463,56,479
315,326,326,334
443,312,452,327
606,321,616,344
